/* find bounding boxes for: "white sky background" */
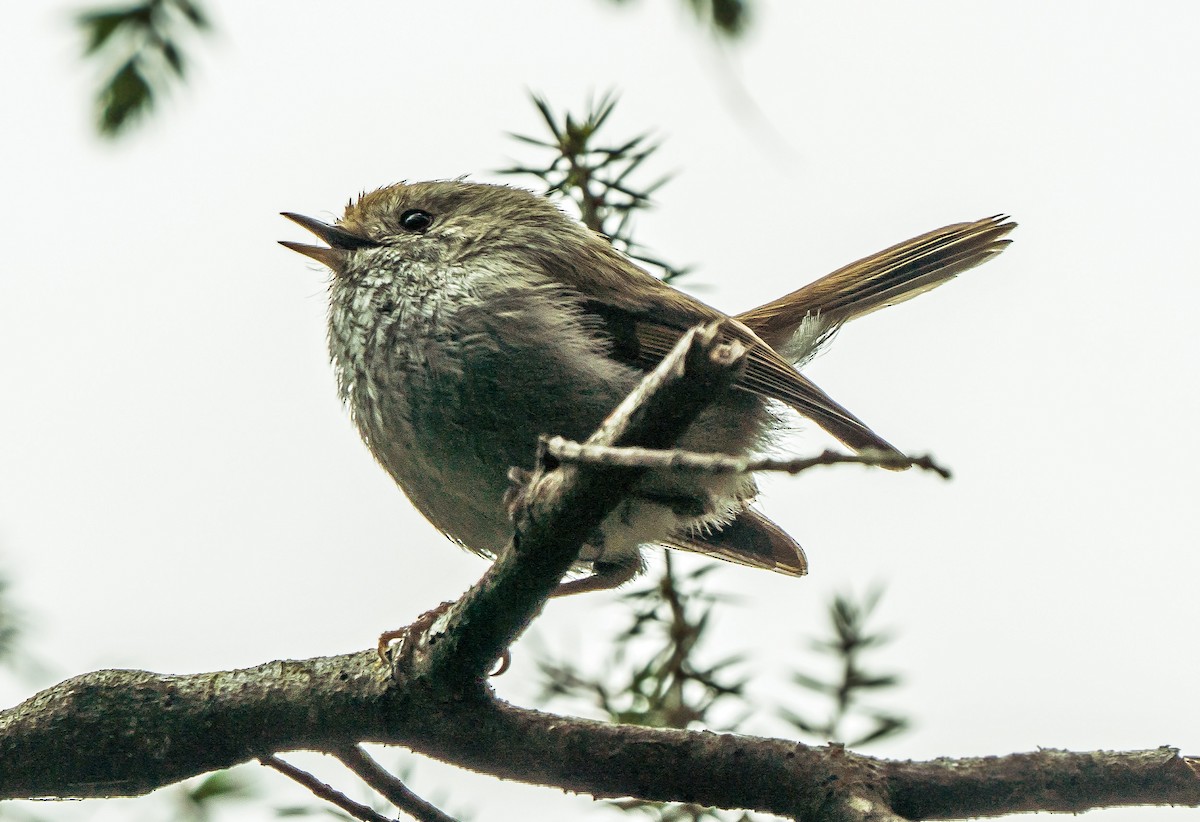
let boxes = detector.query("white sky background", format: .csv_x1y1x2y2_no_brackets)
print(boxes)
1,2,1197,820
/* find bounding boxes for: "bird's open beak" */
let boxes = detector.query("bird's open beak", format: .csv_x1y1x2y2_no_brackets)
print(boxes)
279,212,378,268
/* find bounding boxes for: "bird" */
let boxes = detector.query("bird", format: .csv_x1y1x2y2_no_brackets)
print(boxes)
282,180,1013,595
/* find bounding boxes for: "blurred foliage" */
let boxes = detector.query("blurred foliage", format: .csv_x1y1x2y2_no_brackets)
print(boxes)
500,93,691,282
76,0,212,137
539,556,746,731
606,0,751,38
73,0,750,140
0,569,56,686
172,770,259,822
538,557,753,822
0,575,24,667
0,575,41,822
781,587,909,748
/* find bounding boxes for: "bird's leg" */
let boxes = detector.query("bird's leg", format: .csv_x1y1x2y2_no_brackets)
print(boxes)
552,556,642,597
378,605,514,676
376,600,455,666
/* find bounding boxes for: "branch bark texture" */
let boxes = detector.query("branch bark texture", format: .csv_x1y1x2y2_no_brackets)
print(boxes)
2,657,1197,819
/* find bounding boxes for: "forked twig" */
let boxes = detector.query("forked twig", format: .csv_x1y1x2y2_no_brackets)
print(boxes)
335,745,460,822
260,755,390,822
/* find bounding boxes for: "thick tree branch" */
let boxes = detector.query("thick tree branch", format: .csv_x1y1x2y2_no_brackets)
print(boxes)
1,656,1196,818
885,747,1200,817
0,653,386,797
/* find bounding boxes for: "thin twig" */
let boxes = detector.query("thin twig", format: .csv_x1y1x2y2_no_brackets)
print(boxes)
335,745,460,822
260,755,391,822
543,437,953,479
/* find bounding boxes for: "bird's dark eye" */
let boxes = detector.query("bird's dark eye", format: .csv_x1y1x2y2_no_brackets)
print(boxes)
399,209,434,232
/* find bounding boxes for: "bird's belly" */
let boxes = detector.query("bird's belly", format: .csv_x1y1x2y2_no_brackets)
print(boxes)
347,300,773,564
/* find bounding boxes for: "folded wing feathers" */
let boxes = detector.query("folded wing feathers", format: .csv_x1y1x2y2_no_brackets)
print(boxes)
633,321,904,456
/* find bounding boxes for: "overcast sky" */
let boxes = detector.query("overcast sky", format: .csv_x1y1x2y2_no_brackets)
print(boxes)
1,2,1197,821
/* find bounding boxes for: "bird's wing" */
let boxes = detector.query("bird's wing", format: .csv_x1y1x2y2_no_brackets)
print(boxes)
584,298,904,458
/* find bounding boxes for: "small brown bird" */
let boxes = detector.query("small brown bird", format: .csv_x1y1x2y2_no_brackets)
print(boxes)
282,181,1013,594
